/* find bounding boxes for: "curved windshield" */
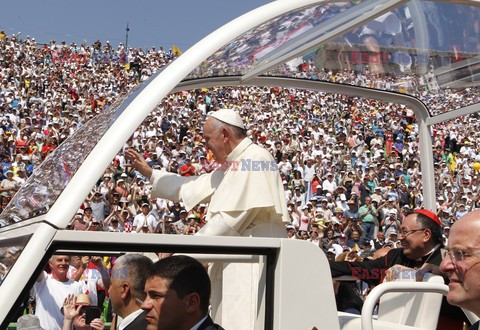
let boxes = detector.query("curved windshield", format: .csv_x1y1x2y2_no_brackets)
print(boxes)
0,70,164,228
0,94,126,227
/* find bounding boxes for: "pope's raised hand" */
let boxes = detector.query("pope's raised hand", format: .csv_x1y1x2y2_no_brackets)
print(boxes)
125,149,153,179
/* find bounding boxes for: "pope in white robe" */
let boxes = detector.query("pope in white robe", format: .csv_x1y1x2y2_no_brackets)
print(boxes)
149,136,289,236
126,109,289,329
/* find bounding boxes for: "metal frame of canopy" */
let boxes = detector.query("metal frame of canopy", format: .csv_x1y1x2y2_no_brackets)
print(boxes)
40,0,480,230
43,0,323,230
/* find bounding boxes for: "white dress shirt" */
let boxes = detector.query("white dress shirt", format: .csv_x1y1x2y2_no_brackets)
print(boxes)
190,315,209,330
118,309,144,330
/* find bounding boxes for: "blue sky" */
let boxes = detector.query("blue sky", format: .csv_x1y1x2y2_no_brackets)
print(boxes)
0,0,271,51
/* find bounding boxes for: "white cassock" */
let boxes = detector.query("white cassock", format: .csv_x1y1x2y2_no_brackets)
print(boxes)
150,137,288,329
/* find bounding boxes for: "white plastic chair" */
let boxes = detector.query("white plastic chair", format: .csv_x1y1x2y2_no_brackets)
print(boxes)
338,272,448,330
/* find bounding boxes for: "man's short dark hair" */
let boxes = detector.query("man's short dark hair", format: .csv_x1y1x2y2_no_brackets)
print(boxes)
414,212,443,245
149,256,210,314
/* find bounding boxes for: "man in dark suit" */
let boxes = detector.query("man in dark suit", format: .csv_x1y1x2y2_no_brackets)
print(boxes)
141,255,224,330
109,254,153,330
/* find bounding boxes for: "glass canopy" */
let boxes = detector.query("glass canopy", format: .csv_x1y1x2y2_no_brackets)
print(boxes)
187,0,480,115
1,0,480,228
0,90,135,227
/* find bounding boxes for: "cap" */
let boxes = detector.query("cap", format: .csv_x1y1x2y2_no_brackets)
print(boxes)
413,209,441,226
327,248,336,254
141,203,150,207
208,109,244,130
187,214,196,219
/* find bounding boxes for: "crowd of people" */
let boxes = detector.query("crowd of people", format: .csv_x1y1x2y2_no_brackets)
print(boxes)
2,29,480,328
2,31,480,249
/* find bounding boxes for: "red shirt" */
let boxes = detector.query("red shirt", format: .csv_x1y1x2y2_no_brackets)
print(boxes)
42,144,56,155
180,164,195,176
